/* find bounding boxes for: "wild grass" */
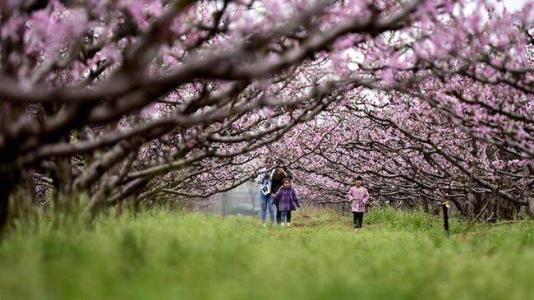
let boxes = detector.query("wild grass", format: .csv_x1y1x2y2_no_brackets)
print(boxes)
1,207,533,300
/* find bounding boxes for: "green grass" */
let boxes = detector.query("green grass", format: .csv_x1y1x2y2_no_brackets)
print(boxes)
1,207,533,300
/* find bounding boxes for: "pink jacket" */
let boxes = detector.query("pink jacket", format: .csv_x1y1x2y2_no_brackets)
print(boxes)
348,186,369,212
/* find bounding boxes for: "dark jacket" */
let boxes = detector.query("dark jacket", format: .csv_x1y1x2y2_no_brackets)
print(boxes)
273,187,300,212
270,169,293,195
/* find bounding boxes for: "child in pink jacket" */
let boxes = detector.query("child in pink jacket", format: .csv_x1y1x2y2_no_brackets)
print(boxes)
347,176,369,230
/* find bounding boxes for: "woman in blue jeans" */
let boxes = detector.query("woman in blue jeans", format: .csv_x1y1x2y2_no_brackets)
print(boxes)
257,170,275,226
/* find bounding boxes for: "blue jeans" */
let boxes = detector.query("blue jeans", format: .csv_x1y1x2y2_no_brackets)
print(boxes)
259,193,275,224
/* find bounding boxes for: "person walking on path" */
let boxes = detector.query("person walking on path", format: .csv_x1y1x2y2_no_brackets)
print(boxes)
257,167,275,226
270,161,293,224
272,178,300,226
348,176,369,231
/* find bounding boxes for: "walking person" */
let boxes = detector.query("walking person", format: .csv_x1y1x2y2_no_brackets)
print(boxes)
348,176,369,231
270,161,293,224
257,167,275,226
272,178,300,226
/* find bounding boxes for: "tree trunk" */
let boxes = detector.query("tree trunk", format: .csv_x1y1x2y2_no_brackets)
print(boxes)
528,197,534,218
0,172,18,238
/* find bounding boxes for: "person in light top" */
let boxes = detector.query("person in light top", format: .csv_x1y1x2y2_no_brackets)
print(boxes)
347,176,369,230
257,166,275,226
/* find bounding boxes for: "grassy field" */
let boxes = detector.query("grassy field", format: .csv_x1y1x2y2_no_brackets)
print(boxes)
1,207,533,300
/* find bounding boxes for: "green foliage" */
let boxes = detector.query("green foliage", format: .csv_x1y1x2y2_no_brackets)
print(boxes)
1,207,533,300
